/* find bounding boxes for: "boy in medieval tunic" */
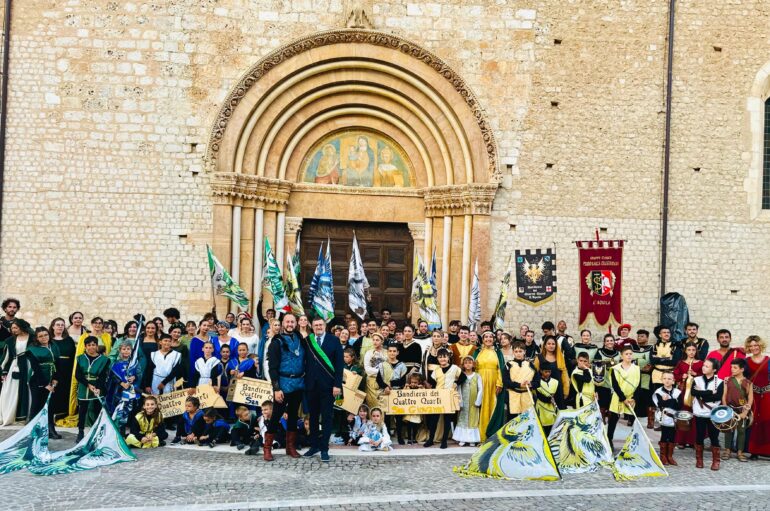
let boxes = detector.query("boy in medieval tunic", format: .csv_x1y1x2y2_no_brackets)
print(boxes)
377,345,408,445
451,326,477,366
502,342,540,422
607,345,641,448
571,352,595,408
721,358,752,462
453,356,483,446
633,329,655,428
74,336,111,443
651,326,681,393
691,358,723,470
536,366,562,435
425,348,461,448
652,371,681,466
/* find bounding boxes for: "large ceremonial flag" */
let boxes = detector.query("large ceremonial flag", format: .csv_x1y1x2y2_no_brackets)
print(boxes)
207,244,250,310
411,252,441,330
468,258,481,331
515,248,556,306
547,401,613,474
492,259,512,331
611,419,667,481
285,254,305,315
28,403,135,476
348,233,370,320
291,230,302,283
312,240,335,322
454,407,560,481
307,243,323,306
0,397,51,474
429,247,438,297
576,237,624,327
262,237,290,313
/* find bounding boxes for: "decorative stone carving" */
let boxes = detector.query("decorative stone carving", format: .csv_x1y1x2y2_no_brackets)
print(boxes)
344,1,373,29
423,184,498,217
205,29,500,182
407,222,426,241
210,173,292,211
284,216,303,236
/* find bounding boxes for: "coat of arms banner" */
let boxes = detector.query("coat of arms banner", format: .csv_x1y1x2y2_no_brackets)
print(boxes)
576,239,624,327
514,248,556,306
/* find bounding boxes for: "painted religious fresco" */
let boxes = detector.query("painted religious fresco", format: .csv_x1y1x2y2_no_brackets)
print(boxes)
300,130,415,188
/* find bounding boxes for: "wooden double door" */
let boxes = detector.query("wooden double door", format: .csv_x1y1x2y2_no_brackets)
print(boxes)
300,220,413,321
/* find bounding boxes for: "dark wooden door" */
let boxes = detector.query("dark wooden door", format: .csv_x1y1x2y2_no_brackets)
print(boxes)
300,220,413,321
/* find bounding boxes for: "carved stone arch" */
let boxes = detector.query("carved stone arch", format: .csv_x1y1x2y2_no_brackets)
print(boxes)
208,29,499,324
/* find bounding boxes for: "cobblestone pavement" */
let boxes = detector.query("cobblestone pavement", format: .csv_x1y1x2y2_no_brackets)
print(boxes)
2,428,770,511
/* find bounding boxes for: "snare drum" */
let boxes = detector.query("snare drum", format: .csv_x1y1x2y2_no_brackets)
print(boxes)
675,410,693,431
710,405,736,432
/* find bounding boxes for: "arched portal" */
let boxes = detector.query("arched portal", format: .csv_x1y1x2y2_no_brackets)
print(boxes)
207,29,499,324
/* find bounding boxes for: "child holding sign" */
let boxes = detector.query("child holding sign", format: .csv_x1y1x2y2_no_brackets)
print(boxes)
425,349,461,449
453,356,483,446
171,396,205,444
377,345,408,445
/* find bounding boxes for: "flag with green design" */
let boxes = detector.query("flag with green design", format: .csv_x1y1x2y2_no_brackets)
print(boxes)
207,245,250,310
286,253,305,315
262,237,290,313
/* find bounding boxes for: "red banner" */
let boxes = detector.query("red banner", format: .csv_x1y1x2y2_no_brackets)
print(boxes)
576,240,623,327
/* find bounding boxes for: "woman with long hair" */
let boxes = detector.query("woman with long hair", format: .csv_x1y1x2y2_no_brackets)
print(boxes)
27,326,61,438
49,317,75,421
673,342,702,448
745,335,770,460
535,335,570,399
473,331,505,441
66,311,87,340
0,318,33,425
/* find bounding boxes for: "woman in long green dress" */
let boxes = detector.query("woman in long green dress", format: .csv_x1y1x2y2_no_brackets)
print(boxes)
0,318,33,425
27,326,61,437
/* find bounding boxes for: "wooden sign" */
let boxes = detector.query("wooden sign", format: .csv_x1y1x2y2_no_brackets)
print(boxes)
343,369,363,391
384,388,459,415
227,377,274,407
154,385,226,417
336,386,367,414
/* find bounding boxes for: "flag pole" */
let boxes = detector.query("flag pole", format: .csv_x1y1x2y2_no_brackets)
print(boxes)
208,245,217,316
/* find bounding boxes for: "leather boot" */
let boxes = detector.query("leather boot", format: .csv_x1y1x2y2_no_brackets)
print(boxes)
695,444,704,468
285,431,301,459
711,447,720,471
263,433,274,462
667,442,678,466
647,408,655,429
658,442,669,465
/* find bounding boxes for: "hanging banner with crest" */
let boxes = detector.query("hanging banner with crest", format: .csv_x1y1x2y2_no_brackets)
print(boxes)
515,248,556,306
576,238,624,327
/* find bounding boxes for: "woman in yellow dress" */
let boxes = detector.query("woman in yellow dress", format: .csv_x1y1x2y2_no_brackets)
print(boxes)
473,331,506,441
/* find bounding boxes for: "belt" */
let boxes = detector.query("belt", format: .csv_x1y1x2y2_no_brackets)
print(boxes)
279,372,305,378
754,384,770,394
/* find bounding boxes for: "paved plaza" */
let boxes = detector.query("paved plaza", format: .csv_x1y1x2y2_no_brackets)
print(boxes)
2,427,770,511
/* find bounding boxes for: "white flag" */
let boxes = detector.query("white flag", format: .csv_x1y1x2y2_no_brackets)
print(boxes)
348,233,370,320
468,258,481,331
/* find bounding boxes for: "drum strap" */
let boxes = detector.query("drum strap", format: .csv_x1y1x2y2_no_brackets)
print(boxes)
731,377,748,401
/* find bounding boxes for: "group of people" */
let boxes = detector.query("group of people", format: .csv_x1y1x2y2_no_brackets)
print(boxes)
1,296,769,471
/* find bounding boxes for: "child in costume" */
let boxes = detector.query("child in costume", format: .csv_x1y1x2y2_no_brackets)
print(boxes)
358,407,392,452
125,395,167,448
453,356,483,446
171,396,205,444
425,349,461,449
652,370,681,466
535,366,562,436
199,408,230,447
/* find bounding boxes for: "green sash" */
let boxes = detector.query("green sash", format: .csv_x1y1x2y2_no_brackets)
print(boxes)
308,334,334,375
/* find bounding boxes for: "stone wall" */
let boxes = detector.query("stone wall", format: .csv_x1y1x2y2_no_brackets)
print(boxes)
0,0,767,344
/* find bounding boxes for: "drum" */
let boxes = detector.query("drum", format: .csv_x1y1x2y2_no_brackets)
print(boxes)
675,410,693,431
711,405,738,432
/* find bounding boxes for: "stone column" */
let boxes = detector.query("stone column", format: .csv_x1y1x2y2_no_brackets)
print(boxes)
275,212,286,274
284,216,304,269
229,206,242,313
440,215,452,328
460,214,473,324
423,217,433,265
252,208,265,319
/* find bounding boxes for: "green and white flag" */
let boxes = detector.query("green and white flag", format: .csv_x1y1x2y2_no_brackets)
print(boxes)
28,403,135,476
492,259,512,331
262,237,290,313
286,253,305,315
207,244,250,310
0,397,51,474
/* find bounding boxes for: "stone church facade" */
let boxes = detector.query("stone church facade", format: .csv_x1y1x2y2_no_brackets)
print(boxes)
2,0,769,340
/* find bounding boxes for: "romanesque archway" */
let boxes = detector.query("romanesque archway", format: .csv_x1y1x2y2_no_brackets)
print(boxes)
207,29,499,323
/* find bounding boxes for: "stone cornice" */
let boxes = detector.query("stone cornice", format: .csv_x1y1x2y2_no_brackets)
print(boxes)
210,173,292,211
424,183,498,217
205,29,500,182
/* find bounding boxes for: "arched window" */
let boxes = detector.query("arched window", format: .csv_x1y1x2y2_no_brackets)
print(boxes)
764,97,770,209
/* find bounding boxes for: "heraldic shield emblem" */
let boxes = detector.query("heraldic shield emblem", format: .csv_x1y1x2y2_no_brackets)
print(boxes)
514,249,556,306
586,270,616,297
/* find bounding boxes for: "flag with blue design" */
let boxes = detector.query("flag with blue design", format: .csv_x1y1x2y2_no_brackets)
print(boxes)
492,259,512,331
454,406,560,481
285,253,305,315
430,246,438,297
411,252,441,330
207,244,250,310
307,243,323,307
468,258,481,331
312,240,335,322
348,232,370,320
262,237,290,313
611,418,667,481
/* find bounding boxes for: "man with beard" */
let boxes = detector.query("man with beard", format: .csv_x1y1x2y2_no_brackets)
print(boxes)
706,329,745,380
0,298,20,343
414,320,431,341
265,313,306,461
684,322,710,361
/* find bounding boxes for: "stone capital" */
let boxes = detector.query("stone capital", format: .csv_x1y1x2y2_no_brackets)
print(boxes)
210,173,292,211
284,216,303,236
407,222,426,241
423,183,498,217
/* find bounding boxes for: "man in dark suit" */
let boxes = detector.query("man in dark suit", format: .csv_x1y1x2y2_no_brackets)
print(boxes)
303,316,344,462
